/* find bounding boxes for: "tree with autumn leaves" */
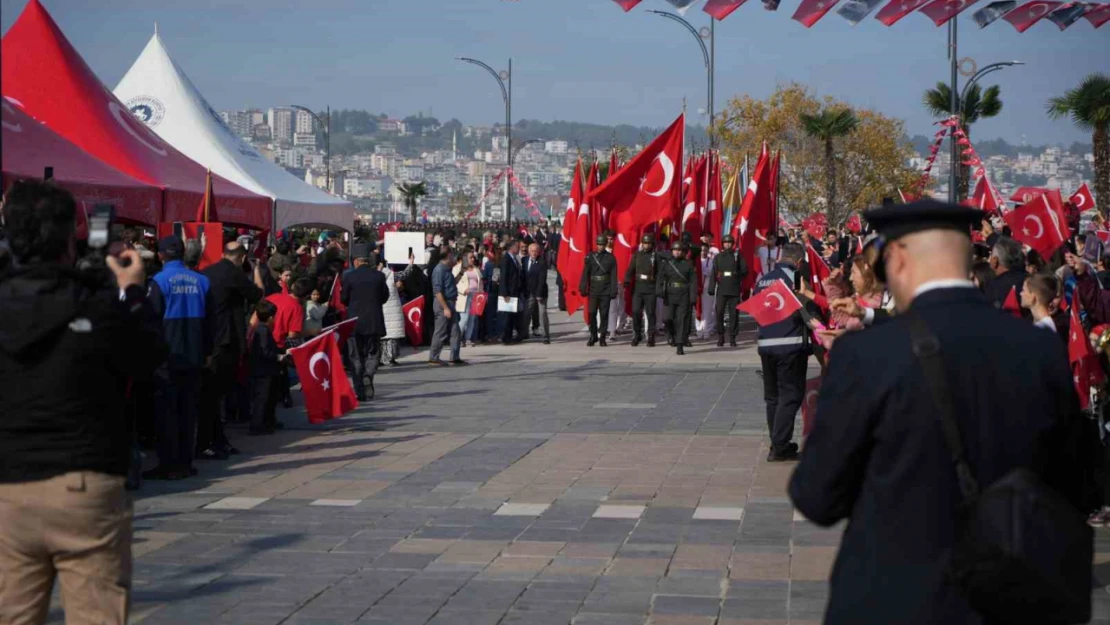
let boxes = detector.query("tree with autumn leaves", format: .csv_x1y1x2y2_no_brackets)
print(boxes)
715,83,918,228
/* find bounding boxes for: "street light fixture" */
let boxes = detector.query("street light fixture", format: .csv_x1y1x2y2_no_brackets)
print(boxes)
456,57,513,218
945,60,1024,203
647,10,714,146
290,104,331,192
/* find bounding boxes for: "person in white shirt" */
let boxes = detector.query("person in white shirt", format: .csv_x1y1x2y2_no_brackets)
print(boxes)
1020,273,1066,343
695,245,717,339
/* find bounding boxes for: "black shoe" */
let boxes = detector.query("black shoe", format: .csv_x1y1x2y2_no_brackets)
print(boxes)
142,466,188,481
428,359,448,367
767,443,800,462
367,378,375,399
389,360,399,367
631,335,642,347
647,335,656,347
543,338,550,345
449,359,468,366
677,345,685,355
683,340,693,347
249,426,275,436
730,339,738,347
717,337,725,347
587,338,597,347
667,338,675,347
196,446,229,461
222,443,241,456
599,337,608,347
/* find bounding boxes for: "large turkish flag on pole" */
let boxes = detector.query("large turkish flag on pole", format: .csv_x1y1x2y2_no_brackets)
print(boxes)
288,331,358,424
557,159,583,283
706,153,725,250
1004,194,1070,260
681,155,705,242
592,112,685,277
565,166,592,316
732,143,773,291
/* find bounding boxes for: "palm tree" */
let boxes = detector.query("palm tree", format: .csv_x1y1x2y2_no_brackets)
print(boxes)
923,82,1003,200
1047,73,1110,220
800,108,859,220
395,181,428,222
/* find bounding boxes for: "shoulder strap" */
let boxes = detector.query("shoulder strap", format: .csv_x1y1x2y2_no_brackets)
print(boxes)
907,315,980,501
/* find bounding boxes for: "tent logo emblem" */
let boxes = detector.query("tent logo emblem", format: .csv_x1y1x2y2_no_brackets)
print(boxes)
125,96,165,128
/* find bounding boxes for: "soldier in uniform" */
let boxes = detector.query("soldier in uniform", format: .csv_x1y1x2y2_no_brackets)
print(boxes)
682,232,699,346
790,200,1089,625
624,233,660,347
579,234,618,347
708,234,747,347
657,241,697,355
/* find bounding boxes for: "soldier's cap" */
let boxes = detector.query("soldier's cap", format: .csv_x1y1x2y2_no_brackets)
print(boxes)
641,234,655,245
722,234,735,244
671,241,686,251
351,243,372,259
864,199,983,243
596,235,609,246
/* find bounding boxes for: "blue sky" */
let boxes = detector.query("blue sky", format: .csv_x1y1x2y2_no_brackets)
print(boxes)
2,0,1106,144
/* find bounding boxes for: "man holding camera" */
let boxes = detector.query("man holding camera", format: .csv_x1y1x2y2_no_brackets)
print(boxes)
0,180,165,625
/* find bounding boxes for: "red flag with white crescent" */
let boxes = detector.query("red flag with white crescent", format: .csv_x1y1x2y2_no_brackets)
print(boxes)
1070,182,1096,212
971,176,1003,214
802,376,822,437
403,296,426,347
320,317,358,344
557,159,583,283
288,331,358,424
874,0,931,24
682,155,706,242
793,0,843,26
704,0,749,19
1084,2,1110,26
845,214,862,234
1003,0,1063,30
917,0,979,25
738,279,802,326
732,143,772,292
707,153,725,249
1003,195,1070,260
806,244,831,296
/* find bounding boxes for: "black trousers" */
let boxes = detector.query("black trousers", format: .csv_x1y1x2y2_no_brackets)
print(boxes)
631,291,657,338
249,376,279,431
557,273,567,311
154,368,202,471
715,295,741,339
588,294,612,339
667,299,690,346
352,333,381,397
760,351,808,453
197,346,236,452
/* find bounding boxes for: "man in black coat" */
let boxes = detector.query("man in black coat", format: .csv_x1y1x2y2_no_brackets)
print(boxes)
523,243,551,344
707,234,747,348
498,240,525,344
790,200,1088,625
625,234,660,347
341,244,389,401
580,235,619,347
196,241,264,459
983,235,1030,318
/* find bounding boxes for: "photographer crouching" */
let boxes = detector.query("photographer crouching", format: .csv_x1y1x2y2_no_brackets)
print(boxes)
0,180,164,625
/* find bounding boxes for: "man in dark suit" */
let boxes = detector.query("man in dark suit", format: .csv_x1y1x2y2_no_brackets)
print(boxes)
341,244,389,401
498,240,524,344
197,241,264,459
983,235,1030,318
523,243,551,344
790,200,1087,625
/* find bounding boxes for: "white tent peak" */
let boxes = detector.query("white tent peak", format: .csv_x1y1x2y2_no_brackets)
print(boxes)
114,32,352,231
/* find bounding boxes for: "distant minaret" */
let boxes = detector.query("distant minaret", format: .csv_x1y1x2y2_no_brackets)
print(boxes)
452,130,458,161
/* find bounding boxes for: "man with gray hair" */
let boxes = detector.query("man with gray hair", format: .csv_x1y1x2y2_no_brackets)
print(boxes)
984,236,1029,315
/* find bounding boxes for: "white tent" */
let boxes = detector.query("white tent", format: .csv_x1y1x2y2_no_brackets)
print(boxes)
113,32,353,232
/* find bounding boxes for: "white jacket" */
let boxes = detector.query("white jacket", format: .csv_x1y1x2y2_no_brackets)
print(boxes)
381,267,405,339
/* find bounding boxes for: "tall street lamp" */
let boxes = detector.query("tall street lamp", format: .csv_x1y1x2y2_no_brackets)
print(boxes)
457,57,512,219
290,104,331,191
647,10,714,146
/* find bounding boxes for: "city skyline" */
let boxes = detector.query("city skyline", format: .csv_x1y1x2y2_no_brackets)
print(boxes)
1,0,1107,146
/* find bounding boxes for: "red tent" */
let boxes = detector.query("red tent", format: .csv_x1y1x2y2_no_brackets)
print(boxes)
2,99,162,225
0,0,272,230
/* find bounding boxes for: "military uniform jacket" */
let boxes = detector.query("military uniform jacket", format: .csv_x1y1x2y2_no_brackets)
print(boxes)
624,250,660,295
754,263,817,356
708,251,747,297
656,258,697,303
579,251,618,299
788,287,1087,625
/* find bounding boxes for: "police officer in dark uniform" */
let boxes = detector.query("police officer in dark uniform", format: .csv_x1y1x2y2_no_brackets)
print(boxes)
657,241,697,355
625,233,660,347
789,200,1089,625
682,232,698,346
579,234,618,347
754,242,818,462
708,234,747,347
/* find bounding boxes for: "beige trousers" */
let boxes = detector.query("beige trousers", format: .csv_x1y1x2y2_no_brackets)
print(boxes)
0,471,132,625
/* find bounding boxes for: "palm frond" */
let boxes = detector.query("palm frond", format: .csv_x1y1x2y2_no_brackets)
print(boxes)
1045,73,1110,133
978,85,1003,119
923,82,953,118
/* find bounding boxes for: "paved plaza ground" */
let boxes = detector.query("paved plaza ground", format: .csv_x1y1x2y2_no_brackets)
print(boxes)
45,296,1110,624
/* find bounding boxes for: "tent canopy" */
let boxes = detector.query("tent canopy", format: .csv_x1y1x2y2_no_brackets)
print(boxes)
114,33,353,233
2,98,162,225
0,0,272,230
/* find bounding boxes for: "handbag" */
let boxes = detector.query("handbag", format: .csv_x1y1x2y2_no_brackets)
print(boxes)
909,316,1092,624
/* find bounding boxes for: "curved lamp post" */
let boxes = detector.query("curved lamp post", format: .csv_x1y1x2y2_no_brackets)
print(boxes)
946,61,1023,202
456,57,512,218
647,10,714,145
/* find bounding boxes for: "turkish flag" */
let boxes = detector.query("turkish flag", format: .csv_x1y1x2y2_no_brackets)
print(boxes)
565,165,593,317
875,0,932,24
682,155,706,241
802,376,822,437
738,279,802,327
471,292,488,316
328,274,347,318
592,112,684,277
1003,0,1062,30
195,169,216,222
918,0,978,25
1004,194,1070,260
557,159,583,284
845,214,862,234
806,244,832,295
1003,286,1022,319
971,176,1003,214
587,161,603,245
403,295,426,347
320,317,358,344
288,331,358,424
1070,182,1096,212
1085,2,1110,27
1047,2,1090,29
802,214,827,240
793,0,843,26
611,0,644,11
704,0,749,19
732,143,773,292
1011,185,1047,204
706,153,725,249
1069,304,1104,409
